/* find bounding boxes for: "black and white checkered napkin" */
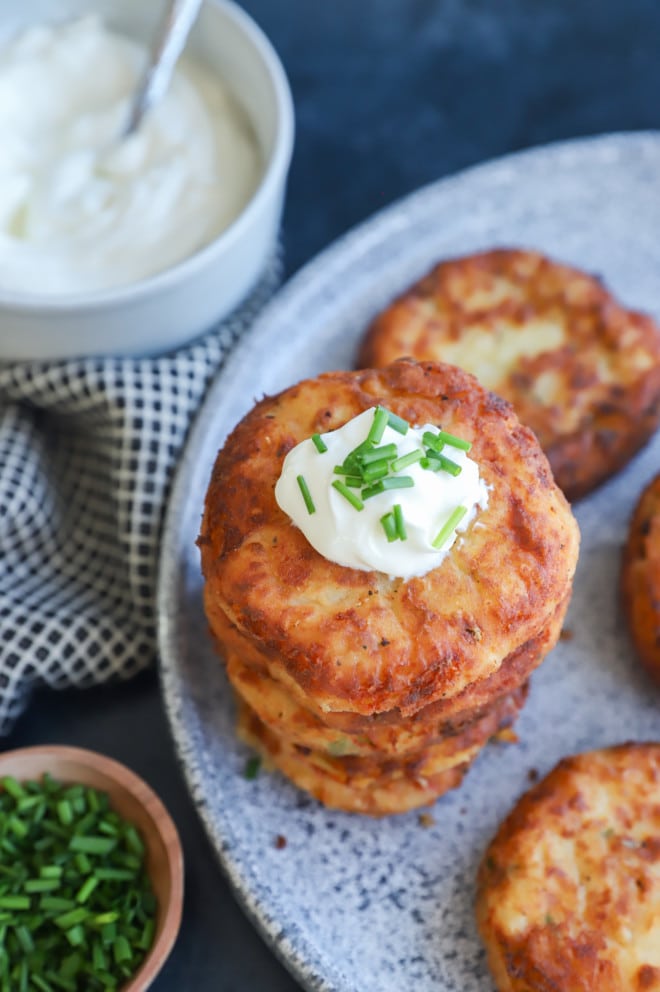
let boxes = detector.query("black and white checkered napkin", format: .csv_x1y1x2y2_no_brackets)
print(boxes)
0,254,281,734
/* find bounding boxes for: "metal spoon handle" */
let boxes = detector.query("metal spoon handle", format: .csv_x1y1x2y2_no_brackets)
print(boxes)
123,0,205,138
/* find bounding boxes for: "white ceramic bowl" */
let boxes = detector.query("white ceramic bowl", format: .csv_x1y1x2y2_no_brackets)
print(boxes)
0,0,294,360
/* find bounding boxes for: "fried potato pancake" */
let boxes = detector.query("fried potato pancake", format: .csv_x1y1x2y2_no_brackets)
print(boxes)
476,743,660,992
621,474,660,685
237,702,471,815
227,642,527,758
200,359,579,720
208,588,566,735
358,250,660,501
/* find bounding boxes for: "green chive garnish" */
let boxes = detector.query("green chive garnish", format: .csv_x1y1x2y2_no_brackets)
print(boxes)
296,474,316,515
380,512,398,542
361,459,391,482
0,773,157,987
366,407,389,444
332,479,364,510
423,451,462,476
390,449,423,473
311,433,327,453
432,505,468,548
387,411,410,435
393,503,407,540
423,430,445,453
358,444,398,465
244,755,261,780
435,429,472,451
362,475,415,499
434,454,462,477
68,836,117,856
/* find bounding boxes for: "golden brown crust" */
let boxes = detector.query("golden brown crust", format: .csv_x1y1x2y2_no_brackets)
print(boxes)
199,359,579,719
210,594,567,761
359,250,660,501
227,639,528,758
475,743,660,992
208,587,566,733
621,474,660,685
237,702,471,815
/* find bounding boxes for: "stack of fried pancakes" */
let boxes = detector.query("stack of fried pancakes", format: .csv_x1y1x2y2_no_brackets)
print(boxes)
199,360,579,815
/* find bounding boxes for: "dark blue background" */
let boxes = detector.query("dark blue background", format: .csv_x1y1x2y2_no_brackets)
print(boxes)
6,1,660,988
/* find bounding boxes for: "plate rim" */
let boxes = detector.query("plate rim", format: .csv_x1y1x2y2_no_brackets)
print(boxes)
156,128,660,992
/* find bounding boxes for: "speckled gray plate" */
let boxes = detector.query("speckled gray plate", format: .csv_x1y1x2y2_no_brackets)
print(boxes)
158,132,660,992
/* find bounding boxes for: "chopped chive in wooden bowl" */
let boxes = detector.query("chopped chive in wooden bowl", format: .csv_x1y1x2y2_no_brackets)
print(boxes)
0,747,183,992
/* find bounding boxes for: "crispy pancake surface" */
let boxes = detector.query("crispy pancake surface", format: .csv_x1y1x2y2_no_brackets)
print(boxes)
622,474,660,685
237,703,471,815
209,588,566,734
227,642,527,758
476,743,660,992
200,359,579,719
358,249,660,501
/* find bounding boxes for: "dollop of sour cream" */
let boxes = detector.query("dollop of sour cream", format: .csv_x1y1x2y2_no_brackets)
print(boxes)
0,16,261,295
275,408,489,579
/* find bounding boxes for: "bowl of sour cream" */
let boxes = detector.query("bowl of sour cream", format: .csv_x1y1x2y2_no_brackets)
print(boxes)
0,0,294,359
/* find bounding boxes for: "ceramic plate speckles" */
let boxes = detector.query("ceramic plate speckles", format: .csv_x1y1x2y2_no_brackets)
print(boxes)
158,132,660,992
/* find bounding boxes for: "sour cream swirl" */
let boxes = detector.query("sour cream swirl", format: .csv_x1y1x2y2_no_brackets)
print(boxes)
0,16,261,295
275,408,489,579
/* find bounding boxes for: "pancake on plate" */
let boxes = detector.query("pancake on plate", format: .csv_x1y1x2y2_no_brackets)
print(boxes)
199,358,579,814
621,472,660,685
476,743,660,991
358,249,660,501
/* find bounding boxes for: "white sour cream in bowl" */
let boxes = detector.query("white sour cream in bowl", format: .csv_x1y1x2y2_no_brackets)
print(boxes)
0,15,262,296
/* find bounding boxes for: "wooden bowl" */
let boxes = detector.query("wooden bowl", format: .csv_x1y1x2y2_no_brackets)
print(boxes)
0,745,184,991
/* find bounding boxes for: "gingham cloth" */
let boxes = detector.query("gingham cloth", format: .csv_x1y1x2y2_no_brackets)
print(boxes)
0,254,281,734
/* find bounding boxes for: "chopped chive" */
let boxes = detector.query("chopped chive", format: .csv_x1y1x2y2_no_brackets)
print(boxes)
39,866,63,880
380,512,398,542
432,505,468,548
0,896,29,910
244,756,261,780
387,411,410,434
54,907,89,930
15,925,34,954
57,800,73,826
1,777,25,800
366,407,389,444
390,449,423,472
393,503,407,540
361,459,391,482
24,878,61,893
8,816,28,838
344,477,363,488
30,976,55,992
296,475,316,515
361,481,385,500
94,869,135,882
362,475,415,499
422,430,445,453
434,453,462,477
68,836,117,856
40,897,76,913
380,476,414,492
64,924,85,947
76,876,99,904
357,443,397,465
113,935,132,965
311,433,327,453
332,479,364,511
423,451,462,476
435,429,472,451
